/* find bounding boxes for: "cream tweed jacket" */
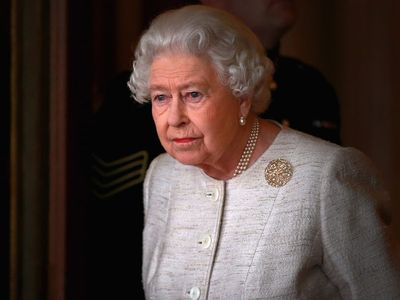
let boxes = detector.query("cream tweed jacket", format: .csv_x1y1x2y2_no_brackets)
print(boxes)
142,127,400,299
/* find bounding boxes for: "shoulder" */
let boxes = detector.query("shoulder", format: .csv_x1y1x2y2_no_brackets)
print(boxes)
149,152,176,168
276,56,330,81
274,55,337,97
277,127,343,162
275,127,390,226
146,153,176,182
283,129,389,217
287,129,386,191
273,128,384,193
145,153,199,188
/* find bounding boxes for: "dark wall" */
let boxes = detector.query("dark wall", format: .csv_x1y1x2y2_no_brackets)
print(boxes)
66,1,93,299
1,0,11,298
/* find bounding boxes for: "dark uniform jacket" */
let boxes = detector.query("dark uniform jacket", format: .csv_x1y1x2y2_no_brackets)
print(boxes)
262,48,341,144
87,71,163,300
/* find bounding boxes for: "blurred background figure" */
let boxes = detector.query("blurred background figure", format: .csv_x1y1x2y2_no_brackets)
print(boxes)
87,71,164,299
201,0,341,144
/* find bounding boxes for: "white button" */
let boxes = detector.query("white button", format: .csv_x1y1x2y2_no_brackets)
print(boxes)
198,234,212,249
189,286,200,300
205,188,219,201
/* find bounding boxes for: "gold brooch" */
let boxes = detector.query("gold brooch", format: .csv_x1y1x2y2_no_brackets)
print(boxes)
265,158,293,187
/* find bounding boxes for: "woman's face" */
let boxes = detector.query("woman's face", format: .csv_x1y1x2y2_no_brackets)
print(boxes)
149,53,245,169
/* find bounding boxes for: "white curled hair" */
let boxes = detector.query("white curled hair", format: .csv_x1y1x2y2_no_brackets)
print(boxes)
128,4,274,114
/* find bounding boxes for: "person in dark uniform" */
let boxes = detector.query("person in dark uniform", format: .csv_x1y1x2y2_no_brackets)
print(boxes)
201,0,341,144
87,0,341,298
87,71,164,300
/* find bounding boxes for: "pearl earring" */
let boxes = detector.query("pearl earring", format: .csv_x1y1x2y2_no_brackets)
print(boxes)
239,116,246,126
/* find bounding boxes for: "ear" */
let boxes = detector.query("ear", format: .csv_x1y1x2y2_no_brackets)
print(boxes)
239,95,252,117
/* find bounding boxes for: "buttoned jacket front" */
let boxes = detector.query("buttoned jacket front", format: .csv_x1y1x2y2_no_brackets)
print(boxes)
142,127,400,299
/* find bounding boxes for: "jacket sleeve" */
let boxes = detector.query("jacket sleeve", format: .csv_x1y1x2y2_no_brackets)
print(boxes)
319,147,400,299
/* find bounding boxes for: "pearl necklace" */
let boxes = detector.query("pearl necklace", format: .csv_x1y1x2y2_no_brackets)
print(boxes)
233,118,259,177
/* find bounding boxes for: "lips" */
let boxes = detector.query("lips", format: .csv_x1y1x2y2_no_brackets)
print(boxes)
173,137,196,143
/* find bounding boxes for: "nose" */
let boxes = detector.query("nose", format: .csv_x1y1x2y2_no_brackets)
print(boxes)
167,96,188,127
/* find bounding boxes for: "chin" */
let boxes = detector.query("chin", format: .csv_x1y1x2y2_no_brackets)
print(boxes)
170,152,202,167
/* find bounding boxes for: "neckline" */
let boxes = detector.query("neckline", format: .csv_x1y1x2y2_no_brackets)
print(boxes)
199,122,288,183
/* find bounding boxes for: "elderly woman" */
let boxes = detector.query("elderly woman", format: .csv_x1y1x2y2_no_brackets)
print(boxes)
128,5,400,300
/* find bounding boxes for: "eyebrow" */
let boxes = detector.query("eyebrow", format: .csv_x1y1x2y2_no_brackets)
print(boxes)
148,84,167,92
149,81,207,92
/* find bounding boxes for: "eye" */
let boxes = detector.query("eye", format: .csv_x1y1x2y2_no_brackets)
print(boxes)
184,91,203,102
189,91,200,98
152,94,168,104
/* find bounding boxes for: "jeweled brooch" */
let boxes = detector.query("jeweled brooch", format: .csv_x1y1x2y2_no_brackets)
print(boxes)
265,158,293,187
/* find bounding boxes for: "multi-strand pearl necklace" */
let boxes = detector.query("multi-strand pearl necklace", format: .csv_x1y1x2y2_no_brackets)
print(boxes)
232,118,260,177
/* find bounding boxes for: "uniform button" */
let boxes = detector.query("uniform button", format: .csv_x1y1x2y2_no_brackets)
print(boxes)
189,286,200,300
205,188,219,201
198,234,212,249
